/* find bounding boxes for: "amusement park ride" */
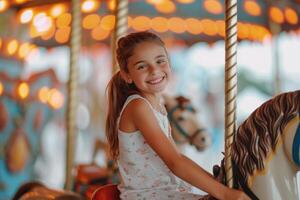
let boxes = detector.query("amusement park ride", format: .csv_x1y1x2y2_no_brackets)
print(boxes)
0,0,299,199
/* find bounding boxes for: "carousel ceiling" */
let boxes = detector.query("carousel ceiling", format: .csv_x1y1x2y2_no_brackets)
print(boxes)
0,0,299,47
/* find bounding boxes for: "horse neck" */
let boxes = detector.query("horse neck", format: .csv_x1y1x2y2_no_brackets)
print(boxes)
250,145,299,200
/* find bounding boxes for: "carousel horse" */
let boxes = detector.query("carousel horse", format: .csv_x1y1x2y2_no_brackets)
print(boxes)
214,90,300,200
164,95,211,151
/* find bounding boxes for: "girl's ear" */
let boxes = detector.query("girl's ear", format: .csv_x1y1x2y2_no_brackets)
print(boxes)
120,70,133,84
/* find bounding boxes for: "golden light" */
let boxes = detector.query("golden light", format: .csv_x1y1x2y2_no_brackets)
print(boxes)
151,17,168,32
81,0,100,13
38,86,49,103
20,9,33,24
50,4,66,18
216,20,225,37
56,13,71,28
34,15,53,33
255,26,267,41
238,23,249,39
244,0,261,16
7,40,19,55
261,27,271,40
91,26,110,40
248,24,259,40
203,0,223,15
29,24,40,38
201,19,218,36
41,24,55,40
146,0,165,5
168,17,186,33
55,27,71,43
127,16,133,28
132,16,151,31
83,14,100,29
17,82,30,99
100,15,115,31
285,8,298,25
176,0,194,4
0,81,3,96
18,42,31,58
0,37,2,49
15,0,27,3
155,0,176,14
269,7,284,24
0,0,9,12
186,18,202,34
107,0,116,11
33,12,46,26
48,89,64,109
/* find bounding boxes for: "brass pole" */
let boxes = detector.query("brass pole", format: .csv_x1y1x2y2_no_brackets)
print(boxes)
111,0,128,72
224,0,238,188
65,0,81,190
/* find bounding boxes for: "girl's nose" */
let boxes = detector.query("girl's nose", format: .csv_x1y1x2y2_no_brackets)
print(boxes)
149,64,159,75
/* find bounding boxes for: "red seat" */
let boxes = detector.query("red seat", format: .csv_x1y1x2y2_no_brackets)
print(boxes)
91,184,120,200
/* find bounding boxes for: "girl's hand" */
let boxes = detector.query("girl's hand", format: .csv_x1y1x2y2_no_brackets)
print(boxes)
224,188,251,200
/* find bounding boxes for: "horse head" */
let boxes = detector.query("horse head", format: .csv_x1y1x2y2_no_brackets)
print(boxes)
163,95,211,151
216,90,300,200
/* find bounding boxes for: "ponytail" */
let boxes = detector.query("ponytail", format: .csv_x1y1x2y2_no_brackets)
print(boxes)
105,71,138,160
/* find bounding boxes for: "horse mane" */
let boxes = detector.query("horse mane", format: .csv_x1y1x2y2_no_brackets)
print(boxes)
232,90,300,183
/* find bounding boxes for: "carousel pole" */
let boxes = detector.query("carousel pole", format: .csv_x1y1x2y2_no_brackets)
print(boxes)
269,16,282,95
266,0,282,96
65,0,81,190
111,0,128,72
224,0,238,188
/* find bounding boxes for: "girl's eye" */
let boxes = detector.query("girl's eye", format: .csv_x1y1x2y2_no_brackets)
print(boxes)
137,64,147,70
157,59,166,64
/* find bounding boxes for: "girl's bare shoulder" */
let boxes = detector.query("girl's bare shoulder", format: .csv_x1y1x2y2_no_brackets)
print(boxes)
119,98,151,133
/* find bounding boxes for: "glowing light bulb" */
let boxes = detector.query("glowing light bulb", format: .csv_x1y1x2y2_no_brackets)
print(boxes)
17,82,30,99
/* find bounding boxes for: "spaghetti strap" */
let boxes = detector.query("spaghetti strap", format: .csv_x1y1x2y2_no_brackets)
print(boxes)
117,94,167,133
119,95,140,120
118,94,156,122
118,94,148,125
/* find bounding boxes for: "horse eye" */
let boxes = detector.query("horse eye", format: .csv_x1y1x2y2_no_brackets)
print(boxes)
177,116,184,121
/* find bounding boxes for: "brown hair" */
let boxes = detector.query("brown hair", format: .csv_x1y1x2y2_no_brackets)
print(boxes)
106,31,166,159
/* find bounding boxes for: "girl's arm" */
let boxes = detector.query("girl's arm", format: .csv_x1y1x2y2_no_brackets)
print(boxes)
128,99,249,200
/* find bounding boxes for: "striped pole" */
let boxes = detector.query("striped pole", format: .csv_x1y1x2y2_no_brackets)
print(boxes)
268,4,282,96
224,0,238,188
65,0,81,190
111,0,128,72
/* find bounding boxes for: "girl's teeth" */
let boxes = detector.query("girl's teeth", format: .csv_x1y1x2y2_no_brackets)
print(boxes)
149,77,163,84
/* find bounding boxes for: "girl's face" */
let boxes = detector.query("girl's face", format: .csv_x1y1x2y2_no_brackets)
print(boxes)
124,41,171,98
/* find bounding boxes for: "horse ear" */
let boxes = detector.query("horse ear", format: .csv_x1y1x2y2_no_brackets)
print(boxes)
162,94,177,108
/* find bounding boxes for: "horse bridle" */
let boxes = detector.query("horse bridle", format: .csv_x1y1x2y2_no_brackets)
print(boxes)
232,161,260,200
167,104,206,145
292,111,300,166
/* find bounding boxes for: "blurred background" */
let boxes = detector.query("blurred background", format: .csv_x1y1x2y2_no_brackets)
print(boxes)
0,0,299,199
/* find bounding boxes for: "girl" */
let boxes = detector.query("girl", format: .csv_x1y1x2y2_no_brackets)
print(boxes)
105,31,250,200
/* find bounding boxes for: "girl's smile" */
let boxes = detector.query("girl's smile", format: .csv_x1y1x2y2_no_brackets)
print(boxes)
146,75,165,85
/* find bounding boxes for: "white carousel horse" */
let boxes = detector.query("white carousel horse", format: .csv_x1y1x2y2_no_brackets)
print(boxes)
163,95,211,151
215,90,300,200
